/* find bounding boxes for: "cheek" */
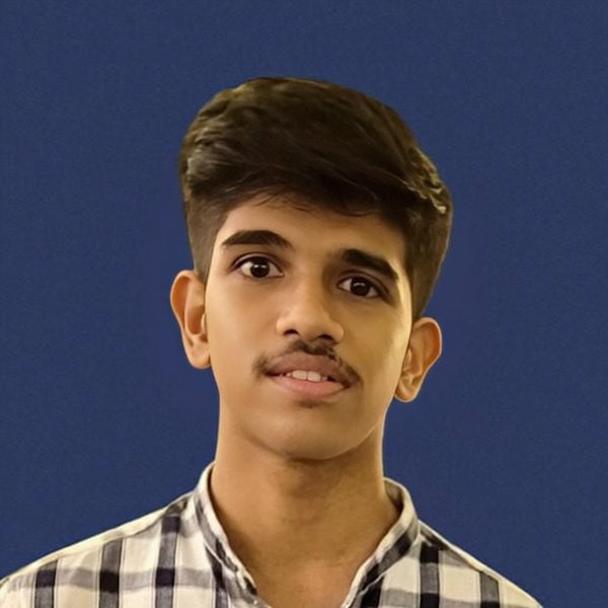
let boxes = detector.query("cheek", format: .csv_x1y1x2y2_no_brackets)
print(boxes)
362,334,407,403
205,293,266,384
206,287,249,341
205,296,236,376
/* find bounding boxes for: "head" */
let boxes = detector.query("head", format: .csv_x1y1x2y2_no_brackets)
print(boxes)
178,77,452,324
171,77,452,462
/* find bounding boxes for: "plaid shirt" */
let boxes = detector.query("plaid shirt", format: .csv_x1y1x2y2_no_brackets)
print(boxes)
0,461,541,607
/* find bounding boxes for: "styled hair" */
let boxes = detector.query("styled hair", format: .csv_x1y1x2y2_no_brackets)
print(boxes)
178,76,453,321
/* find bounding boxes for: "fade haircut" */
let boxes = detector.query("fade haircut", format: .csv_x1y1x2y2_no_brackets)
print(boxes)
178,76,453,322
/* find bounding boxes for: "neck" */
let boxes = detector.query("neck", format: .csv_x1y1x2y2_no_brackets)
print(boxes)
209,433,400,575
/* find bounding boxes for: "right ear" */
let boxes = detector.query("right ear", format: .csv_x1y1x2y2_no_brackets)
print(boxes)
169,270,211,370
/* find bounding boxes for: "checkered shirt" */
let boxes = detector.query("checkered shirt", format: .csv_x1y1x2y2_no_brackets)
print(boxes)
0,461,542,607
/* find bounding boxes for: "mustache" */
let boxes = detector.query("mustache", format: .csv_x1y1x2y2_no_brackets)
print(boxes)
259,339,353,377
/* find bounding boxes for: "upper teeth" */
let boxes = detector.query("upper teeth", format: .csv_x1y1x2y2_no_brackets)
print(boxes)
282,370,330,382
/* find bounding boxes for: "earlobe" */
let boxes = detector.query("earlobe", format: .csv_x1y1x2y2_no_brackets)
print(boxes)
394,350,418,403
394,317,442,404
170,270,211,370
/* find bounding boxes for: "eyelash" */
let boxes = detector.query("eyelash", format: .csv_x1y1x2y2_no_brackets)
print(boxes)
233,255,385,300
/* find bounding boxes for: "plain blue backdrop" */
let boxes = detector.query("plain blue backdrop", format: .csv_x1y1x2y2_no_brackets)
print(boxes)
2,2,607,606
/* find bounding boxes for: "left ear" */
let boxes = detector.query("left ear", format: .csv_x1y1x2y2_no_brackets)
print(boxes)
394,317,443,403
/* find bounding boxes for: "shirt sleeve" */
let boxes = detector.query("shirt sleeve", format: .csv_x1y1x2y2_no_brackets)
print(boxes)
0,573,28,608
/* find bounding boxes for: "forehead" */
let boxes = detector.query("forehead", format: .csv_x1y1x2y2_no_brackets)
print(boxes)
223,194,403,247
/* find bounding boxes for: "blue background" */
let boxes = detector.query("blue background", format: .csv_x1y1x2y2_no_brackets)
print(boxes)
2,2,607,606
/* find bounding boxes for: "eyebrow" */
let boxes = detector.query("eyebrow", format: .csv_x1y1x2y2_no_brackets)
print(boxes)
221,229,400,286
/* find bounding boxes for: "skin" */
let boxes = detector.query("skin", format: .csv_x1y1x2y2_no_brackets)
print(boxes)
170,193,442,605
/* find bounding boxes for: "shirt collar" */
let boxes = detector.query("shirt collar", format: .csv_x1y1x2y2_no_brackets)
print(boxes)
191,461,420,593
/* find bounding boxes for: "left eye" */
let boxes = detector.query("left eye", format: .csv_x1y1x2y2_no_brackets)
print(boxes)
338,277,382,299
234,256,383,299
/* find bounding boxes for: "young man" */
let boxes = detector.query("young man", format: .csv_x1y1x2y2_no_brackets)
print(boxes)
0,77,541,607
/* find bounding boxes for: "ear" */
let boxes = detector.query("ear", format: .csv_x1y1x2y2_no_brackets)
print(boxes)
394,317,442,403
169,270,211,370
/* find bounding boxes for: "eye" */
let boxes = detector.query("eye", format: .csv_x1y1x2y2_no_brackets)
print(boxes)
338,277,382,299
234,256,282,279
234,256,384,299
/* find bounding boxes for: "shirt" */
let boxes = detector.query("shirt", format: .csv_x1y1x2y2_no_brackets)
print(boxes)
0,461,542,607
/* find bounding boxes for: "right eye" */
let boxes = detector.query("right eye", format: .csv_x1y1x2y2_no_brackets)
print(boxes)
234,256,282,280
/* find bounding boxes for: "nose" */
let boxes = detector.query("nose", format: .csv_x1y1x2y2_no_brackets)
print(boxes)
274,274,344,343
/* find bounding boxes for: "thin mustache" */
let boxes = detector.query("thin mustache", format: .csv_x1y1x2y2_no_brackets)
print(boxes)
263,341,353,379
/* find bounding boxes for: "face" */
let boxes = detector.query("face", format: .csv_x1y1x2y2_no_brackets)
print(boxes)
172,194,439,463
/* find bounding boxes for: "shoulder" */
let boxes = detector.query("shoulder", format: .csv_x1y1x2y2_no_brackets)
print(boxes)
0,491,191,607
417,520,543,608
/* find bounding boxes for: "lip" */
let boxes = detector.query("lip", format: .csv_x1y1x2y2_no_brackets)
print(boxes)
267,373,349,400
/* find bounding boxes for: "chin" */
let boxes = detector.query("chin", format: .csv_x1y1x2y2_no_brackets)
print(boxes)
266,435,361,463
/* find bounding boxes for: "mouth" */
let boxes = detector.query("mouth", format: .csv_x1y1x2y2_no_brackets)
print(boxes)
266,373,349,399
